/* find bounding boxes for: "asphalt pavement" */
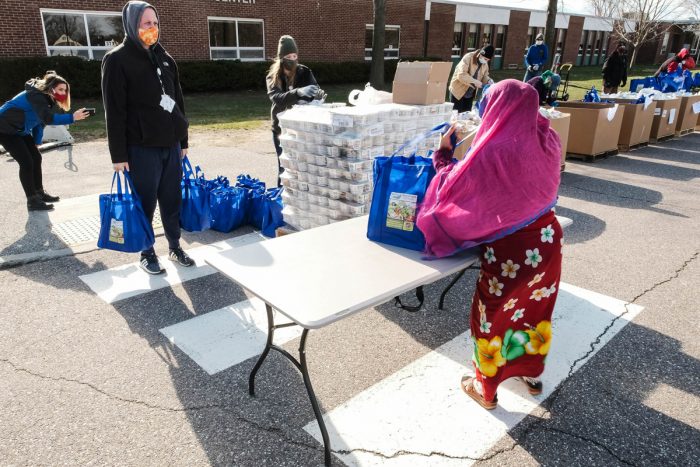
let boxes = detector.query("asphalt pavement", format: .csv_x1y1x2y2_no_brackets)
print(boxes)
0,128,698,466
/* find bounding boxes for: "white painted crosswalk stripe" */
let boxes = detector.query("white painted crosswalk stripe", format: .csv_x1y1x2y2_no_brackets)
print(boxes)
159,297,303,375
303,283,644,466
79,232,266,303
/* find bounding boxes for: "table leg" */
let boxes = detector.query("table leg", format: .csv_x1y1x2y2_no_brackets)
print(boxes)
249,303,275,396
246,305,333,465
438,268,467,310
299,329,332,466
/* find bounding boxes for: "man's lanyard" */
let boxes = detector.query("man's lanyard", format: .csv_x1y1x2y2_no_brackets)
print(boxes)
149,50,175,112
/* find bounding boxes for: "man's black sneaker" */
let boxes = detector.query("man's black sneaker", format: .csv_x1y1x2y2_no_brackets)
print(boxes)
27,194,53,211
39,190,60,202
140,254,165,275
169,247,194,267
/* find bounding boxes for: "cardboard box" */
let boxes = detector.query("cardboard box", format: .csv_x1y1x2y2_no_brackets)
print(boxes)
454,128,477,160
607,98,657,148
555,102,624,155
650,98,681,140
548,113,571,167
675,94,700,133
392,61,453,105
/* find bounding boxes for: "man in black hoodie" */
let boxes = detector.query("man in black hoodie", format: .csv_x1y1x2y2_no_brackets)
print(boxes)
102,1,193,274
602,44,628,94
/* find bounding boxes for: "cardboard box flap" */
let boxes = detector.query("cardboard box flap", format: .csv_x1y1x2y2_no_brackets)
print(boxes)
394,61,452,84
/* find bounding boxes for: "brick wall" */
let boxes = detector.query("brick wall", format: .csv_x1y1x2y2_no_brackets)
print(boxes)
426,3,455,60
502,10,530,69
562,16,583,64
1,0,426,61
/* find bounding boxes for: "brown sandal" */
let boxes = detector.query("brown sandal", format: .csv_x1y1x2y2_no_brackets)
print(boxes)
460,376,498,410
519,376,543,395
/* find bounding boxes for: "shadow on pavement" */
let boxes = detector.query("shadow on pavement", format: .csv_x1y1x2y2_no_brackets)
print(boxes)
109,273,336,465
568,154,700,181
560,172,689,218
493,321,700,465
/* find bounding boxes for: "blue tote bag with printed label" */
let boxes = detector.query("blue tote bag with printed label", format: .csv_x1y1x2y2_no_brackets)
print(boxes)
97,171,155,253
367,124,450,251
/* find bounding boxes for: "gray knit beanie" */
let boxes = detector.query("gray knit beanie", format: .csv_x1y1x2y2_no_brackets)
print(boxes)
278,35,298,58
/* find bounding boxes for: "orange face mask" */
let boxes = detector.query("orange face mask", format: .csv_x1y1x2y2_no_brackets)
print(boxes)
138,26,159,46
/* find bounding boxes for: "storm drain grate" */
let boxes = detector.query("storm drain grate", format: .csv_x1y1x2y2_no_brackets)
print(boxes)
52,207,163,246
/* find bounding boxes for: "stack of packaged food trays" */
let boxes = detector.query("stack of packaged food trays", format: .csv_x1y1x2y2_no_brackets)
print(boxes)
278,102,454,230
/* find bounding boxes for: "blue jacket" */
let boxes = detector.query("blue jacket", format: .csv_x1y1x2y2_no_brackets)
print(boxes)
525,44,549,68
0,82,74,145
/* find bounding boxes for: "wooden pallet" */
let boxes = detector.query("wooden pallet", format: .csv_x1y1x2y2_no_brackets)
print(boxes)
674,128,695,137
566,149,618,163
618,141,648,152
560,162,566,172
649,134,675,144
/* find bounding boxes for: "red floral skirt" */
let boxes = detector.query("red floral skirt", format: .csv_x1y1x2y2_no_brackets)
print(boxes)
470,210,563,402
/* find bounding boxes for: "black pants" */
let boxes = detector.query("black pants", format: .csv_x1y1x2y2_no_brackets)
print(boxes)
272,131,283,186
0,133,44,198
451,93,474,113
127,145,182,254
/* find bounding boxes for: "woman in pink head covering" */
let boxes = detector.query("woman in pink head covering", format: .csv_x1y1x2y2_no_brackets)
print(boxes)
417,79,563,409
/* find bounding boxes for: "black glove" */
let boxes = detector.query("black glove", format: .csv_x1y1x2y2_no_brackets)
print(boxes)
621,81,626,88
297,85,319,99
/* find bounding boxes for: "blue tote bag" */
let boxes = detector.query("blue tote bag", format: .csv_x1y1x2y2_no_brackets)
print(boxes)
97,171,155,253
180,155,211,232
367,124,448,251
209,186,247,233
235,175,266,229
261,187,284,237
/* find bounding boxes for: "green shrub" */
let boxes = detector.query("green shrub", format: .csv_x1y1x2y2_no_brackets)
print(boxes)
0,55,444,101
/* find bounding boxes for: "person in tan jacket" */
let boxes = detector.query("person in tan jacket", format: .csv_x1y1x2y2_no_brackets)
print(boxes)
449,45,494,113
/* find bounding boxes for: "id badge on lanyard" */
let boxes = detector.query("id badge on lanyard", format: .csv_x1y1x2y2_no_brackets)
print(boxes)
156,67,175,113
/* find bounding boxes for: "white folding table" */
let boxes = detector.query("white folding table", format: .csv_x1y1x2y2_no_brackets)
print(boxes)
204,214,572,465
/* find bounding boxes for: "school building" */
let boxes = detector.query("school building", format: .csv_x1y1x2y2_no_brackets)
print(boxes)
1,0,698,69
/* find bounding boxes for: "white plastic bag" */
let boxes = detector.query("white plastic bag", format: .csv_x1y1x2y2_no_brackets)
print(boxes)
348,83,393,106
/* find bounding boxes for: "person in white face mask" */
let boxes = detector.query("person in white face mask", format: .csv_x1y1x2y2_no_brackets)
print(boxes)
524,33,549,82
449,45,494,113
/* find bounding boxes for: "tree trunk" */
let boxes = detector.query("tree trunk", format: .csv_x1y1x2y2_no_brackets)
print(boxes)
544,0,558,69
629,45,639,69
370,0,386,90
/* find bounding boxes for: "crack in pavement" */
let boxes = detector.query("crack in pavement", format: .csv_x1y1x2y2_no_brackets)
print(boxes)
536,427,636,466
3,252,698,464
485,251,700,465
0,356,329,457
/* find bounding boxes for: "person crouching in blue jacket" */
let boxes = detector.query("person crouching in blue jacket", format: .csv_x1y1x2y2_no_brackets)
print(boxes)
524,33,549,82
0,72,90,211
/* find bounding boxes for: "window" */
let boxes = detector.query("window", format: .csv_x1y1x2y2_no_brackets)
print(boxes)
579,30,585,56
601,31,609,58
466,24,478,52
364,25,400,60
593,31,601,56
661,32,669,55
556,29,566,54
481,24,492,47
494,25,506,56
41,10,123,60
452,23,464,58
586,30,594,54
208,18,264,61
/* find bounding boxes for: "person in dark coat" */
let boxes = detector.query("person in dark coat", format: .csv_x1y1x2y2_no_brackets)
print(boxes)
602,44,628,94
0,72,90,210
101,0,194,274
527,70,559,106
524,33,549,82
266,35,326,185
